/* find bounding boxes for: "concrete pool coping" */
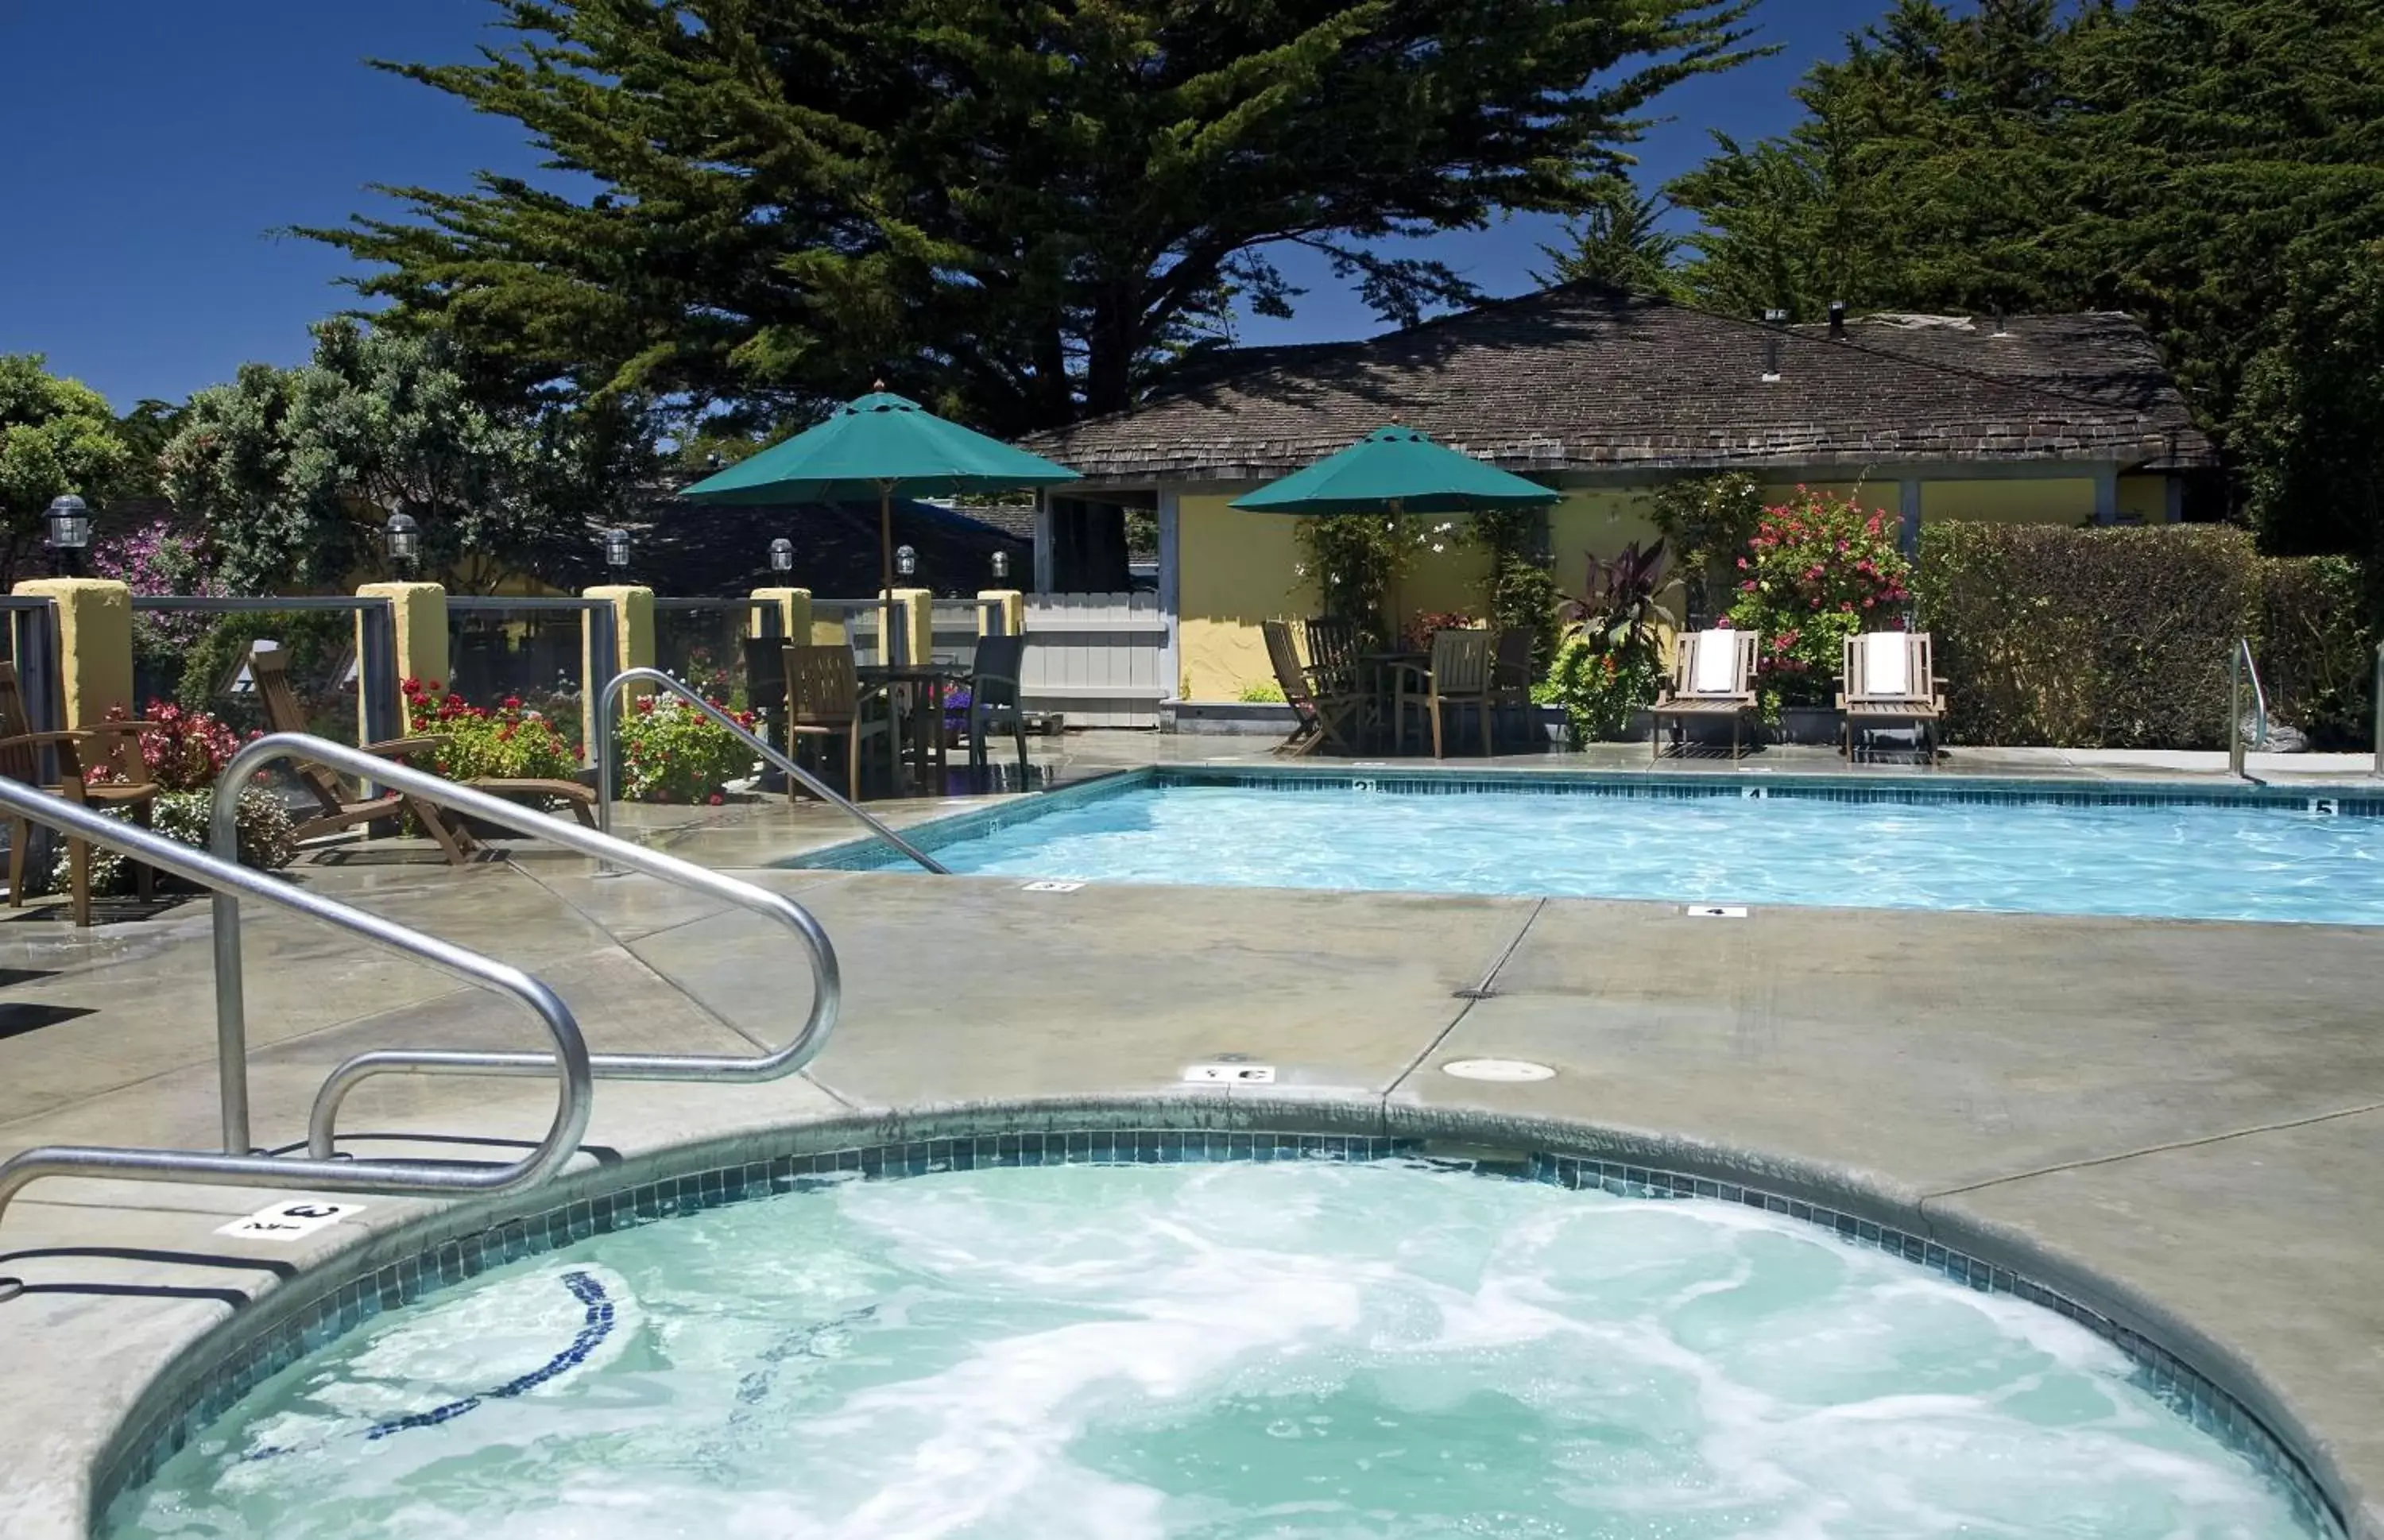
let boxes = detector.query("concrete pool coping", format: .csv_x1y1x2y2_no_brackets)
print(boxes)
3,769,2382,1536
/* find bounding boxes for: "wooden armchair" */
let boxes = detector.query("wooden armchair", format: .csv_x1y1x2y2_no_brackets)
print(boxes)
782,645,896,799
0,661,161,926
1393,629,1497,758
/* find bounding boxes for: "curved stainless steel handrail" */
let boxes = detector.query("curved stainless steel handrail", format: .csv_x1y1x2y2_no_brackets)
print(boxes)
211,734,842,1160
0,779,593,1300
594,666,947,874
2230,638,2270,780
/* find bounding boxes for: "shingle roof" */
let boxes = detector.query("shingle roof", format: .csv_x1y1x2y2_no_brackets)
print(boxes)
1026,285,2216,484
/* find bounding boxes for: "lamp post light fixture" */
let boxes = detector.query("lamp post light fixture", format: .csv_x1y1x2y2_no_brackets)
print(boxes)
45,495,90,572
895,544,918,580
385,510,421,570
602,527,633,570
990,548,1010,582
768,536,795,574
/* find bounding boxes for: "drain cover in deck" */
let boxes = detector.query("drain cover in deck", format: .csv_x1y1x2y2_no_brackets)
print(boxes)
1440,1058,1556,1082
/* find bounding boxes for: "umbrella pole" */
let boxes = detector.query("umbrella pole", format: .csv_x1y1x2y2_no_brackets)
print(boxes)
879,484,898,666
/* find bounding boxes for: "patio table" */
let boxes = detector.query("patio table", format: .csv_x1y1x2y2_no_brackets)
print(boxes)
1359,652,1427,753
858,664,969,795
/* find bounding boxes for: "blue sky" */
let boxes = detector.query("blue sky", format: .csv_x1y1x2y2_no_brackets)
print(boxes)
0,0,1892,411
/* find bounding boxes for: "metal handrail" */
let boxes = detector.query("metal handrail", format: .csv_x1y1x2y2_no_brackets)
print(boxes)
0,779,593,1301
594,667,947,874
211,734,843,1159
2230,637,2270,780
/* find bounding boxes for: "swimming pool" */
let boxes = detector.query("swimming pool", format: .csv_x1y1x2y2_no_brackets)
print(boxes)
814,770,2384,924
106,1155,2320,1538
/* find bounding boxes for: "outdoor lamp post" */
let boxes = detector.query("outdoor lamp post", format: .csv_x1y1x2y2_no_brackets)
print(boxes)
385,510,420,571
45,495,89,574
602,527,633,571
768,536,794,574
991,548,1010,582
896,544,917,579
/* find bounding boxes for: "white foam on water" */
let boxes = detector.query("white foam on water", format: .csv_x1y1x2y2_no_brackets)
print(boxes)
110,1163,2317,1540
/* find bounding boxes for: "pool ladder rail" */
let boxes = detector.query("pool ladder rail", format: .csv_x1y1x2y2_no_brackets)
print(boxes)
592,666,947,874
2229,637,2269,782
0,731,844,1302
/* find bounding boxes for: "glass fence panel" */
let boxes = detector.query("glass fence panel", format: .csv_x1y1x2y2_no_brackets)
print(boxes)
653,602,754,708
445,605,592,759
131,602,369,747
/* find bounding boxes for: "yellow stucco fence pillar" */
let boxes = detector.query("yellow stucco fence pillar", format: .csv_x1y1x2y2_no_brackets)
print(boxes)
749,586,812,648
886,587,932,666
357,582,448,734
11,578,132,729
976,589,1024,636
582,585,655,722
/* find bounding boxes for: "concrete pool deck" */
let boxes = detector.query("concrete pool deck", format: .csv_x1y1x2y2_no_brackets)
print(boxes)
3,737,2382,1536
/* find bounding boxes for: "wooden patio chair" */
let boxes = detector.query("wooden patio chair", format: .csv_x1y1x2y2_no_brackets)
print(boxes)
782,644,896,799
0,660,161,925
1263,619,1364,756
1393,629,1496,758
962,633,1033,779
1838,630,1946,765
1300,617,1376,749
249,648,477,864
1651,629,1761,760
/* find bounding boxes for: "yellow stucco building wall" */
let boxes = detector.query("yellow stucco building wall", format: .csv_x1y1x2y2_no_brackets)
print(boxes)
1170,473,2177,699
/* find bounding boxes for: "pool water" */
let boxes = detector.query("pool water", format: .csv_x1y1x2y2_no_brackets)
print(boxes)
911,782,2384,923
111,1161,2316,1538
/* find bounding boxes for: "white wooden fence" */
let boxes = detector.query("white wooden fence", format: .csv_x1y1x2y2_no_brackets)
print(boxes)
1022,591,1169,728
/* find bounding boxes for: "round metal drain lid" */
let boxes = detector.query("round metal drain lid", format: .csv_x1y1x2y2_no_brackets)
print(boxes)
1440,1058,1556,1082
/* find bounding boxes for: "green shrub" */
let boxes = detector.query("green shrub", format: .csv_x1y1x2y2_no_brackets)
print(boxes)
1549,638,1666,741
1727,489,1912,714
614,695,758,803
1237,680,1287,704
52,788,296,899
1469,505,1564,676
1915,524,2271,748
401,679,582,781
2258,555,2375,748
1550,541,1675,741
1649,470,1764,624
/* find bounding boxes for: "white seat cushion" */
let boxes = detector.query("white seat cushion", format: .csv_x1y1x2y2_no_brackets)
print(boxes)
1863,632,1910,698
1689,630,1740,695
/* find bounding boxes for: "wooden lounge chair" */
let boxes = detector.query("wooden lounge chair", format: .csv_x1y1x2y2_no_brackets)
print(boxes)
256,648,598,834
0,662,161,925
963,633,1032,779
1651,629,1761,760
1393,629,1496,758
249,648,477,864
1262,619,1364,756
1839,630,1946,764
782,644,896,799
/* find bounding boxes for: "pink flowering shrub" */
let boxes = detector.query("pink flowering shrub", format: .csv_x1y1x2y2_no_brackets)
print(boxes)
86,702,243,792
89,520,226,652
1725,488,1913,710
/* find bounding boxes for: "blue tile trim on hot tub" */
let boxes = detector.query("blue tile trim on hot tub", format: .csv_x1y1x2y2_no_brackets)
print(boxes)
97,1130,2345,1540
782,762,2384,873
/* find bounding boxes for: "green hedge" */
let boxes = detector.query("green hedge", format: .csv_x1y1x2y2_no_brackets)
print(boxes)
1915,524,2372,749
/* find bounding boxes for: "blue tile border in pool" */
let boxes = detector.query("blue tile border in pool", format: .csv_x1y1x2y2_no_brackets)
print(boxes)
784,763,2384,873
95,1128,2346,1540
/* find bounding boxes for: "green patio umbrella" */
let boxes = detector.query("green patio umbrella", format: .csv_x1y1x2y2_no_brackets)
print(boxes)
1231,425,1559,516
1234,425,1558,637
679,388,1082,598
